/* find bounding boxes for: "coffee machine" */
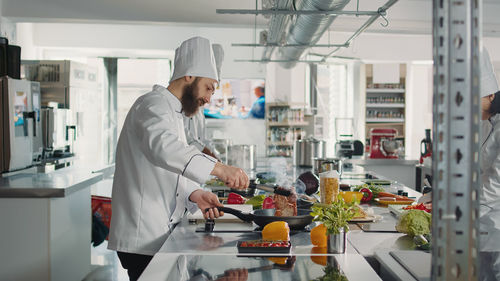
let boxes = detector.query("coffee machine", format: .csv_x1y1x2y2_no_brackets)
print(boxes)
420,129,432,164
369,128,400,159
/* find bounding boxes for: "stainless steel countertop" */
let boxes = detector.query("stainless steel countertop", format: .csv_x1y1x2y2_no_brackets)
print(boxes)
140,253,381,281
0,166,104,198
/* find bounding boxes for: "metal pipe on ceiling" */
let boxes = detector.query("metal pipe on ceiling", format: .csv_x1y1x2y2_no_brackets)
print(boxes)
260,0,294,61
275,0,351,69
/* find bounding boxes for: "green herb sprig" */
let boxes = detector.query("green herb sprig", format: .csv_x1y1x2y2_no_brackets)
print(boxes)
310,196,356,235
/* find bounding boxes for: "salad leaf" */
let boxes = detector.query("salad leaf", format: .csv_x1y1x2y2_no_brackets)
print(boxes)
245,195,266,209
396,209,432,236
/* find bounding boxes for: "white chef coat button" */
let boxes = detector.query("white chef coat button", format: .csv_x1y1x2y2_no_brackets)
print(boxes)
176,193,179,197
170,219,173,222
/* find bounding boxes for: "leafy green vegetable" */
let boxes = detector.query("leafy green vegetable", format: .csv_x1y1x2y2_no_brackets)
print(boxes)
245,195,266,209
312,265,348,281
310,196,356,235
353,184,384,200
396,209,432,236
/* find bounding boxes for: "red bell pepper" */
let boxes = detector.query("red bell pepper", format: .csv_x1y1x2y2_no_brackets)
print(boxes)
227,192,246,204
262,197,275,209
359,187,373,203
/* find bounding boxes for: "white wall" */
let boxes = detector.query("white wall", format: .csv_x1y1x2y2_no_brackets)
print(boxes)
16,23,266,79
406,63,433,160
265,62,306,104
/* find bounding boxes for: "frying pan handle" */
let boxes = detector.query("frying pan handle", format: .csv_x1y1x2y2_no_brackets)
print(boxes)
204,206,254,222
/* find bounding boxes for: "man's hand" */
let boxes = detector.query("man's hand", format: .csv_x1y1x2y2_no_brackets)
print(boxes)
210,162,249,190
189,190,224,219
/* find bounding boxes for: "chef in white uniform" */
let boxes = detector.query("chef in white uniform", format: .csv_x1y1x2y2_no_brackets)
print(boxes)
479,47,500,281
108,36,249,281
183,44,224,159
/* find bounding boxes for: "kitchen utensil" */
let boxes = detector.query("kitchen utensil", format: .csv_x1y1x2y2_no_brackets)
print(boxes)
369,128,399,159
227,144,256,170
248,180,291,196
208,207,314,230
210,138,232,164
293,137,326,167
312,157,342,176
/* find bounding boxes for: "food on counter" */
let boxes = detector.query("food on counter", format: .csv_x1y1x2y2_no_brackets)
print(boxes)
413,234,432,251
353,184,384,202
274,186,297,216
262,221,290,241
378,191,414,201
262,197,275,209
244,194,266,209
298,171,320,195
310,224,327,247
403,203,431,213
319,171,340,204
352,205,369,219
377,197,396,201
237,239,291,254
239,240,289,247
358,188,374,203
339,191,363,204
227,192,246,204
310,198,356,235
395,209,432,236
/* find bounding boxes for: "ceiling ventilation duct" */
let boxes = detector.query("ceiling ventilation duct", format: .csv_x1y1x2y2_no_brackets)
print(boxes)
261,0,294,61
274,0,351,68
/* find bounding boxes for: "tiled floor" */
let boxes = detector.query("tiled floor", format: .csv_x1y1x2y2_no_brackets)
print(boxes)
83,241,129,281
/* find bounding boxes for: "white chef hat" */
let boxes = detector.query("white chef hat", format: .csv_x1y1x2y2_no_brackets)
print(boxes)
481,47,499,97
212,44,224,82
170,36,219,83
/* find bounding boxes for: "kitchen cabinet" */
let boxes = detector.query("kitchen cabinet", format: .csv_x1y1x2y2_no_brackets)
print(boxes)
364,64,407,153
0,167,103,281
265,102,308,157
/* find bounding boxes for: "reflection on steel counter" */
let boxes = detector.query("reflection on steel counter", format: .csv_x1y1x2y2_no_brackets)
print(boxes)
166,255,346,281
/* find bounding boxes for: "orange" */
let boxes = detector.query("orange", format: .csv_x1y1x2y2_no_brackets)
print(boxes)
267,257,287,265
310,224,327,247
310,247,327,266
262,221,290,241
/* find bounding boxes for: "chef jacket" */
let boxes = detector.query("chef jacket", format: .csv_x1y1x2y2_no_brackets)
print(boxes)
183,108,212,151
480,114,500,251
108,85,217,256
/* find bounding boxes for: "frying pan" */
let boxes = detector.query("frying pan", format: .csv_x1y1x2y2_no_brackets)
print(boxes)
208,206,314,230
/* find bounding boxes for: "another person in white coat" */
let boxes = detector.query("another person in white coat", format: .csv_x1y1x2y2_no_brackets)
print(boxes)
183,44,224,159
108,37,249,281
479,47,500,281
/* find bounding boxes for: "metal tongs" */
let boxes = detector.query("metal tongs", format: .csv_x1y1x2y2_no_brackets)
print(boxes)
248,180,291,196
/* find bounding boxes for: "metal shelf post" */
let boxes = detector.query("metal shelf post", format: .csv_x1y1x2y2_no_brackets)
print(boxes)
432,0,481,280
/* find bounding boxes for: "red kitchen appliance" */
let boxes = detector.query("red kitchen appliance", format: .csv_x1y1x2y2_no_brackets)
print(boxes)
369,128,399,159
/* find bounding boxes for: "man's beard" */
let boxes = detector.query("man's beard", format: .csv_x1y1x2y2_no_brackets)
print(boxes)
181,78,203,117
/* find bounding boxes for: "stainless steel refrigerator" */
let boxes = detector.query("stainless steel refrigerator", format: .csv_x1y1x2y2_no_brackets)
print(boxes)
0,77,41,172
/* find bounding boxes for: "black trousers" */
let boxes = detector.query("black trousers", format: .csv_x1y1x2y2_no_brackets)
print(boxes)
117,251,154,281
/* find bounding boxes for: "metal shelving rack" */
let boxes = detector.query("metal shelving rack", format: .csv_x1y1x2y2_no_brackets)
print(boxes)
431,0,481,280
